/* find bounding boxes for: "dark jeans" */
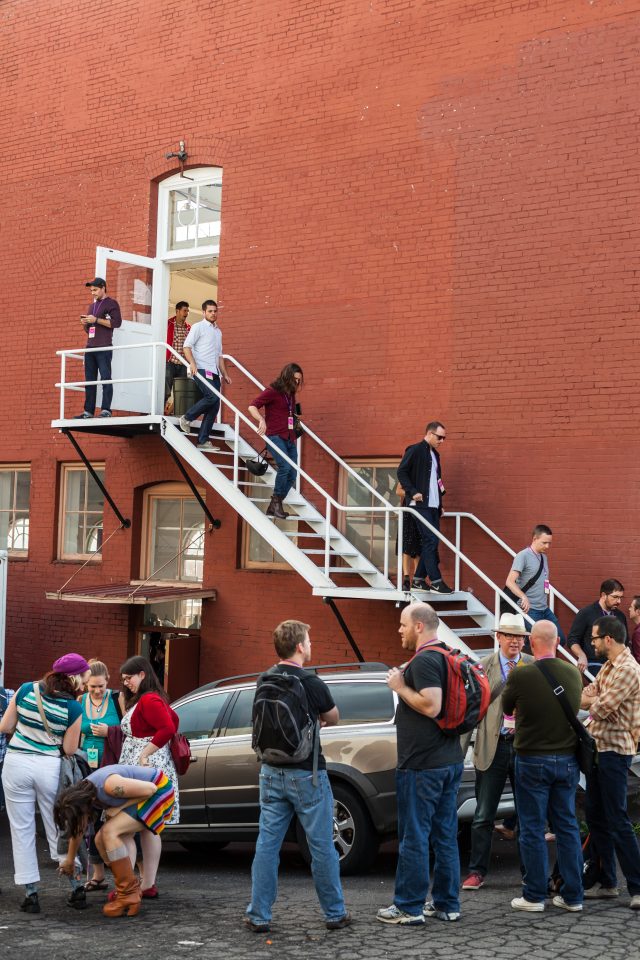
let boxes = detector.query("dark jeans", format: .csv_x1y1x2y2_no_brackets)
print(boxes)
469,738,518,877
526,606,566,644
268,435,298,499
515,754,583,905
585,750,640,895
165,361,187,402
84,349,113,414
414,506,442,582
184,371,220,444
394,764,463,916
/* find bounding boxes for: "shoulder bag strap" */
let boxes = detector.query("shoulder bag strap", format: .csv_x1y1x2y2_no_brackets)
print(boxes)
520,553,545,596
33,681,60,743
535,660,584,737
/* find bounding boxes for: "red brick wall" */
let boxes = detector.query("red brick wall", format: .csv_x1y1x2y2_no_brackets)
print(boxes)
1,0,638,687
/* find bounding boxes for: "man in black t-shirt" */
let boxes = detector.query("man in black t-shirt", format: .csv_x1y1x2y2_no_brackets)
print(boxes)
377,602,464,926
245,620,351,934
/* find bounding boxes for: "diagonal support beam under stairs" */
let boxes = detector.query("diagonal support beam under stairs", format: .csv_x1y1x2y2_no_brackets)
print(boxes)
323,597,365,662
162,439,222,529
61,429,131,529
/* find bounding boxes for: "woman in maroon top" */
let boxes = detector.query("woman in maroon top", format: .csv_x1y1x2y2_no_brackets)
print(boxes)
117,656,178,899
249,363,304,520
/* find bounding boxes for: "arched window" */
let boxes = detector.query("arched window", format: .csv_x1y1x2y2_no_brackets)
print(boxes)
141,483,206,583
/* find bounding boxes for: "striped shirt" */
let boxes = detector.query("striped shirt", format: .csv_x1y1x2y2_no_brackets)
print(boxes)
8,682,82,756
586,647,640,755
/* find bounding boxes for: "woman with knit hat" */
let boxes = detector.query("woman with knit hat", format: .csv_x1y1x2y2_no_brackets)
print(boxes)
0,652,90,914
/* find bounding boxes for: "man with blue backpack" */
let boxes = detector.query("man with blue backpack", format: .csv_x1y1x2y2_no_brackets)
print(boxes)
245,619,351,934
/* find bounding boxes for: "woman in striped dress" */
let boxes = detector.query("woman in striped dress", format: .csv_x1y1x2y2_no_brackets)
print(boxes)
55,764,175,917
0,653,90,914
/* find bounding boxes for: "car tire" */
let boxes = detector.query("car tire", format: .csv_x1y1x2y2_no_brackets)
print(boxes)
296,781,378,876
180,841,229,855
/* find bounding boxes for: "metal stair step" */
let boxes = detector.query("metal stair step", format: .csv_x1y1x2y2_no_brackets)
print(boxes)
453,627,494,637
301,549,358,557
327,567,373,575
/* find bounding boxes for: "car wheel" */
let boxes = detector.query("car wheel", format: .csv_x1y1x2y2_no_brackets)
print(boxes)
296,782,378,875
179,841,229,855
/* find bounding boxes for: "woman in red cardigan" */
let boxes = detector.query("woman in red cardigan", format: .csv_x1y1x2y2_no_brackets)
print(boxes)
118,656,179,899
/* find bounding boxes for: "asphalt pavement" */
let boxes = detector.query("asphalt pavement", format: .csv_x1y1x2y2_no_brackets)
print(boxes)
0,820,638,960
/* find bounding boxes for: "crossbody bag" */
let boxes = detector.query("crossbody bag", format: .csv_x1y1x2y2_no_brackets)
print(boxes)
32,681,63,749
500,553,544,614
535,660,597,776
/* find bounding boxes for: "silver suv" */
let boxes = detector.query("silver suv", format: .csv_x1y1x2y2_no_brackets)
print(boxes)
165,663,501,874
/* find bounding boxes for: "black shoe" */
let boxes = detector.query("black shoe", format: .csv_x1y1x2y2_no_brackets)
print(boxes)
411,578,428,591
244,916,270,933
430,579,453,594
326,911,353,930
402,577,411,592
67,887,88,910
20,893,40,914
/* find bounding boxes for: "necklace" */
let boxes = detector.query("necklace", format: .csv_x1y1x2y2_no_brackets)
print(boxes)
89,691,108,719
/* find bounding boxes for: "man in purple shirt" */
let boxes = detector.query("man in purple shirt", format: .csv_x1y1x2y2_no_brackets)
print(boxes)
76,276,122,419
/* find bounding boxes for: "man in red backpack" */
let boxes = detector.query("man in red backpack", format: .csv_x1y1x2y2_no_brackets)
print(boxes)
377,602,464,926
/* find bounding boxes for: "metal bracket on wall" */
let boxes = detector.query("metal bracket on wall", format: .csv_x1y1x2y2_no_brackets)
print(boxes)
323,597,365,663
162,438,222,530
61,429,131,529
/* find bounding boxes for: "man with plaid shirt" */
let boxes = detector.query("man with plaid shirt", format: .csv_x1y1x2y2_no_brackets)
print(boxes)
581,616,640,909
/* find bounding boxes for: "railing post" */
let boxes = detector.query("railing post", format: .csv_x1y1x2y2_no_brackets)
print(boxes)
397,509,403,589
60,353,66,420
233,412,239,487
383,507,389,582
324,499,331,577
494,591,500,651
149,343,157,416
454,514,461,592
296,435,302,493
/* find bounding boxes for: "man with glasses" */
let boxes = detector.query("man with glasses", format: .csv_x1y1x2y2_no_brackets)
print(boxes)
567,579,628,675
581,617,640,909
397,421,452,594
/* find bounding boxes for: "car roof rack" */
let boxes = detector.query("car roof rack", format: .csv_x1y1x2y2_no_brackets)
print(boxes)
189,661,389,695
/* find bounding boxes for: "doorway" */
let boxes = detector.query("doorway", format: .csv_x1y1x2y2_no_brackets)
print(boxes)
137,627,201,702
168,259,218,326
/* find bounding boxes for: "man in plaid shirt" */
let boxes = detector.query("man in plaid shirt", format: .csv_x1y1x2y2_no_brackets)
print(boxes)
581,616,640,909
0,660,15,810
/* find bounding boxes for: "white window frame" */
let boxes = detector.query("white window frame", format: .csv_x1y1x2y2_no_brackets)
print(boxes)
0,465,31,557
141,482,207,585
58,463,105,561
156,167,223,262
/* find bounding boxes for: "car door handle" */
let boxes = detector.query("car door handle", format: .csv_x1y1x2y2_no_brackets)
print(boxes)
189,756,198,763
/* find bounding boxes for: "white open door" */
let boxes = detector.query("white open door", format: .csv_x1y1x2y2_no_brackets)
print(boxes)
95,247,167,414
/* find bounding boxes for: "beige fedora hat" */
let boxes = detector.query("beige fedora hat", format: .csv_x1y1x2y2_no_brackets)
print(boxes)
495,612,529,636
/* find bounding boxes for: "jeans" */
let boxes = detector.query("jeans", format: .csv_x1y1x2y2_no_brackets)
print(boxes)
414,506,442,582
469,738,518,877
164,361,187,402
184,371,220,444
394,764,463,916
268,435,298,499
526,606,566,643
2,752,62,885
514,754,583,905
246,766,346,924
84,349,113,414
585,751,640,895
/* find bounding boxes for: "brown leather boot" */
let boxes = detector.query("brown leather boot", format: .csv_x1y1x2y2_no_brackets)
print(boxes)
102,857,141,918
266,495,289,519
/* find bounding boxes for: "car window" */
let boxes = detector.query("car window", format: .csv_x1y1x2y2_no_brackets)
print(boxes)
219,688,255,737
174,692,229,740
327,681,394,725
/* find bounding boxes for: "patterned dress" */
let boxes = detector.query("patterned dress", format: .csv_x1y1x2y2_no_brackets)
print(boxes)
118,702,180,824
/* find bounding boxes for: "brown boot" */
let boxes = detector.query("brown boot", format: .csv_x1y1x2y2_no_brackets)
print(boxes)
102,857,141,918
266,495,289,520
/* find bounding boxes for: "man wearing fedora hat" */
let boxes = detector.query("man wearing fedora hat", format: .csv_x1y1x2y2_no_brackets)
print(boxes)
461,613,532,891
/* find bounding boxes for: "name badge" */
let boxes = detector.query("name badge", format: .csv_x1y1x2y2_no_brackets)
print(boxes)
205,369,215,379
288,416,294,430
503,714,516,730
438,478,445,493
87,746,99,769
544,578,550,595
88,325,96,339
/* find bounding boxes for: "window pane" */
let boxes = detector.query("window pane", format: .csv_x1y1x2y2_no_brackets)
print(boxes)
63,512,83,555
85,517,103,554
246,501,293,566
155,498,181,527
15,471,30,510
197,184,222,242
9,516,29,551
0,512,8,549
103,262,152,325
148,495,205,582
168,186,198,251
221,689,255,737
65,471,85,511
0,472,12,511
328,682,395,725
174,693,228,741
85,471,105,511
344,464,398,574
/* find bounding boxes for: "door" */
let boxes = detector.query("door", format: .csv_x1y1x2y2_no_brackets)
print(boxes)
205,687,261,830
137,629,200,702
94,247,167,414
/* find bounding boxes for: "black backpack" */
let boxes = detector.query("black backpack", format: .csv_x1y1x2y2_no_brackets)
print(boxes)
251,668,320,781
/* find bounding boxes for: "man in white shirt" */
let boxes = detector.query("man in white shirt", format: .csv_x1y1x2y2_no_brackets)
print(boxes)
179,300,232,450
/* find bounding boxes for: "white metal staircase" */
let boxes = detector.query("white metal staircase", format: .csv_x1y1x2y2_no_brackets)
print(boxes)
53,342,582,660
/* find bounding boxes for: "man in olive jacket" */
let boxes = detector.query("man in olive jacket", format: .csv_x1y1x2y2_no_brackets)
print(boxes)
462,613,533,890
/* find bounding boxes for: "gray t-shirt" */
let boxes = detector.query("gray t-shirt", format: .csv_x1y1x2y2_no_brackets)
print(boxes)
510,548,548,610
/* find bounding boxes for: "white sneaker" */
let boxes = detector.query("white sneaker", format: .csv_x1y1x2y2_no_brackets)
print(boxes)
197,442,220,452
511,897,544,912
179,416,191,433
583,885,619,899
376,904,424,925
552,896,582,912
630,894,640,910
423,901,460,921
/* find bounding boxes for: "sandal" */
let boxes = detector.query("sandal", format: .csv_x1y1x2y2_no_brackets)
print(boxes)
84,878,109,892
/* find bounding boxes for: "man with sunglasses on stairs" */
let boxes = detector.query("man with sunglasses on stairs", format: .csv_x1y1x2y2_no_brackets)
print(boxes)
396,421,452,594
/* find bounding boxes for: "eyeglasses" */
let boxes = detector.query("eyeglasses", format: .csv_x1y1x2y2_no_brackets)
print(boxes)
606,594,623,601
431,433,446,441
